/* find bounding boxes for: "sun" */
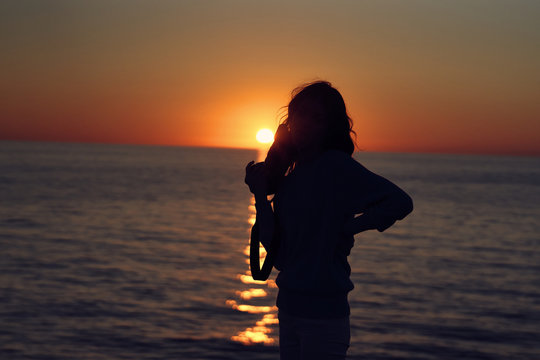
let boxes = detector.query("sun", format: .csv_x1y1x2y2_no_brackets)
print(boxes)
256,128,274,144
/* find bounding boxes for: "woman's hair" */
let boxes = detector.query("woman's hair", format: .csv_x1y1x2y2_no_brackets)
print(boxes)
264,81,356,194
282,81,356,155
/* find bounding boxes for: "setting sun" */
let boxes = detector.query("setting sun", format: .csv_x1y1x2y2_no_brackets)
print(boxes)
256,129,274,144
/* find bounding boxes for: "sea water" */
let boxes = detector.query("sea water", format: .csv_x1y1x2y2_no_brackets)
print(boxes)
0,141,539,360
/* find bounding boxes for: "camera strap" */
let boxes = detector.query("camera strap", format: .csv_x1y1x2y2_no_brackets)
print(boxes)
249,218,279,281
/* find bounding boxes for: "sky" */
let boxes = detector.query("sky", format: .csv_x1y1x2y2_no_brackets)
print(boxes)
1,0,539,155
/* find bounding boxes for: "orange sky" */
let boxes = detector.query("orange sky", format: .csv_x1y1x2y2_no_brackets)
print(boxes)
1,1,539,155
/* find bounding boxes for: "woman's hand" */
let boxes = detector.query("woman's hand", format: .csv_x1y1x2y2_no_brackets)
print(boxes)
342,212,396,236
245,161,268,198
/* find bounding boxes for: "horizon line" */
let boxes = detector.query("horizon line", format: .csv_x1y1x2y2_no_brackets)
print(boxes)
1,138,539,158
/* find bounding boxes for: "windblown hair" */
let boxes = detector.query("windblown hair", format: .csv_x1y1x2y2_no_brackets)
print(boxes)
264,81,357,194
282,81,356,155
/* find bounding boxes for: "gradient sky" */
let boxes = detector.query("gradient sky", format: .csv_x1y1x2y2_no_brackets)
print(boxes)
1,0,539,155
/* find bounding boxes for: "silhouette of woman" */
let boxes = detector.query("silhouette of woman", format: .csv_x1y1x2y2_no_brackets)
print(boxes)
245,81,413,360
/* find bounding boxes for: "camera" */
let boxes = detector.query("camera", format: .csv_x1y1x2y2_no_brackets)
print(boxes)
264,124,296,194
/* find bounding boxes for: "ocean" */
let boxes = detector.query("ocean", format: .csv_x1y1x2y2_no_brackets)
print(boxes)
0,141,539,360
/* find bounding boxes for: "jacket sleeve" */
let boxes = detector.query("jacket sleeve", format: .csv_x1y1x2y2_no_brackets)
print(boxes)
339,154,413,232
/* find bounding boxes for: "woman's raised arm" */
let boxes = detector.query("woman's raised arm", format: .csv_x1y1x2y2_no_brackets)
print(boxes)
338,156,413,236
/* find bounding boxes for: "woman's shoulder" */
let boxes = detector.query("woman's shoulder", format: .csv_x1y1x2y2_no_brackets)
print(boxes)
321,149,350,161
322,150,377,183
323,150,359,169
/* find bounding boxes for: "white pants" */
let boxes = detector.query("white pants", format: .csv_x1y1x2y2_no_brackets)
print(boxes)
278,311,350,360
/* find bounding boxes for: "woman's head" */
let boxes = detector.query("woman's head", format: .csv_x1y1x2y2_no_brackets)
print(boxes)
283,81,355,156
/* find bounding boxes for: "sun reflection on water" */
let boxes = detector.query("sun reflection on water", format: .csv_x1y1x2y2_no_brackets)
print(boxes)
227,190,279,346
236,288,267,300
230,313,279,345
226,299,277,314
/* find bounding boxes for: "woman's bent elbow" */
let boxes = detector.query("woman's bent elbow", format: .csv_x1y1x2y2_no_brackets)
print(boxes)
379,194,412,232
400,193,414,220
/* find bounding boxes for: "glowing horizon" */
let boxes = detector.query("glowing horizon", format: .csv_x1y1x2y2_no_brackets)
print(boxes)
1,1,539,156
